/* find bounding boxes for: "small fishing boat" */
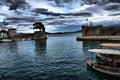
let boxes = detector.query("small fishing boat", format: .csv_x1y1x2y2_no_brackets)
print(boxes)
87,59,120,77
0,39,12,42
89,49,120,63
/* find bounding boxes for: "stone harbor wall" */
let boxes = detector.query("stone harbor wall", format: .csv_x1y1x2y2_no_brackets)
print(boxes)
11,31,47,41
12,33,33,41
82,25,120,36
32,31,47,40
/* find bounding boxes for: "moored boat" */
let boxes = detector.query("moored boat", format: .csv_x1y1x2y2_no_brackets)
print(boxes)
87,59,120,77
0,39,12,42
96,53,120,63
89,49,120,63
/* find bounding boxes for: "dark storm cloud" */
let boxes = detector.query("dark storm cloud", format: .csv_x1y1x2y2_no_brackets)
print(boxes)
87,0,120,4
6,17,39,24
0,0,30,10
105,4,120,10
109,0,120,3
32,8,48,12
32,8,92,17
53,0,120,6
7,17,35,21
54,0,86,6
86,0,108,4
31,8,49,15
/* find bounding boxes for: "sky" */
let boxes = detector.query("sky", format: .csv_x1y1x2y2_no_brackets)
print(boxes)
0,0,120,33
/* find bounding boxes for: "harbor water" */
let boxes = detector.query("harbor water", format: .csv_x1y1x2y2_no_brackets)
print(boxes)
0,33,119,80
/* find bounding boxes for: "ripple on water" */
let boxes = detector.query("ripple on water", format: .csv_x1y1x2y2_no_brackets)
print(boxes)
0,33,119,80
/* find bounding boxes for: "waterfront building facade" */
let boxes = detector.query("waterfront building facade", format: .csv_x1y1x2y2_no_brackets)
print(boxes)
0,30,8,39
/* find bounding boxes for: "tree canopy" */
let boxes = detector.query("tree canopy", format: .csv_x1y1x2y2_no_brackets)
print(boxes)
33,22,45,31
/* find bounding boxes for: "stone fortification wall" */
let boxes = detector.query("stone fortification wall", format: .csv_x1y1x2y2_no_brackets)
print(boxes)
82,25,120,36
11,31,47,41
33,31,47,40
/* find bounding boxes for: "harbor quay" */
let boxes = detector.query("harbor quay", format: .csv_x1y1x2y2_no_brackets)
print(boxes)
76,25,120,41
76,36,120,41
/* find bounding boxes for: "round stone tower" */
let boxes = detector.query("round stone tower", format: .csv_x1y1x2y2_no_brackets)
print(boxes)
8,28,16,38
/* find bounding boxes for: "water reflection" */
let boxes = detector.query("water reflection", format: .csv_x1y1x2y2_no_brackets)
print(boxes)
0,42,18,53
0,42,19,78
34,40,47,71
0,42,18,62
34,40,47,54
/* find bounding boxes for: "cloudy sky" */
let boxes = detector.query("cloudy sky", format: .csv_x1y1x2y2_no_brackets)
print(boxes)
0,0,120,33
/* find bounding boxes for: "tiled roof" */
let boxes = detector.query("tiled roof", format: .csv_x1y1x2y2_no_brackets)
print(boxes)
8,28,16,30
0,30,8,33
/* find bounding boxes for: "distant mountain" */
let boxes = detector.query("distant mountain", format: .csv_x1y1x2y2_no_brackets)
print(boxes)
46,30,82,34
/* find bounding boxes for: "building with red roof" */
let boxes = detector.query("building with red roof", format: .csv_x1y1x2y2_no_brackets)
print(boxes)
0,30,8,39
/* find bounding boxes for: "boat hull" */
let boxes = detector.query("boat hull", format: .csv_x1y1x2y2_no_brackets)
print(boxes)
87,59,120,77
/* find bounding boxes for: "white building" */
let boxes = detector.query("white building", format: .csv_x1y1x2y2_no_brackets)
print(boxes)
0,30,8,39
